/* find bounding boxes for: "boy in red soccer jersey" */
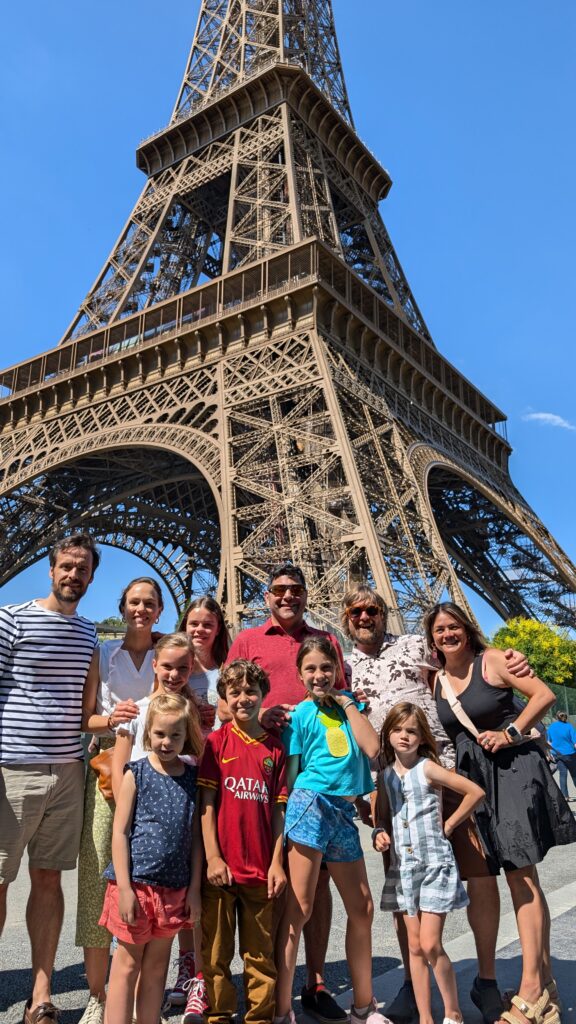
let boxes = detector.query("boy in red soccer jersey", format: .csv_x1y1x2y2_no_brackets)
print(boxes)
198,659,288,1024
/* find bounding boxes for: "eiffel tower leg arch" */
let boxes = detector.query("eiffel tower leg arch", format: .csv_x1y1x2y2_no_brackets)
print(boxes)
409,443,576,628
0,425,227,615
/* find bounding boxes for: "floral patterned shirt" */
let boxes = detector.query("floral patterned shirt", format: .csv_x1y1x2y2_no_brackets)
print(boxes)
347,634,455,770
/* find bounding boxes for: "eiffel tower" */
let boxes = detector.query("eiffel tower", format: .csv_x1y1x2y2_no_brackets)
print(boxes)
0,0,574,632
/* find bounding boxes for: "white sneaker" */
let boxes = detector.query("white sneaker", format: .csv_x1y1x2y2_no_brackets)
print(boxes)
274,1013,297,1024
443,1018,464,1024
78,996,105,1024
350,999,393,1024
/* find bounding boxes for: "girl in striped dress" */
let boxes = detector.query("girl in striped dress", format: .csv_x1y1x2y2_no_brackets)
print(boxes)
373,703,484,1024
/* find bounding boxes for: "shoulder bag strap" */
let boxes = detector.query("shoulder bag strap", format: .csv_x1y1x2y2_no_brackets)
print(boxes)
438,670,480,739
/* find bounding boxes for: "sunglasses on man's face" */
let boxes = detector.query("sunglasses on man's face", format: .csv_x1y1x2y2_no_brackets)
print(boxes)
347,605,381,619
268,584,306,597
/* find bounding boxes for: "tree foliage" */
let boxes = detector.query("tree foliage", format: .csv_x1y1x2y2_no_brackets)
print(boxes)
97,615,125,630
491,618,576,688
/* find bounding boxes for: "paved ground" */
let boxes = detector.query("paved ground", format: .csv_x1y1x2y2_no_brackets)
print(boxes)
2,783,576,1024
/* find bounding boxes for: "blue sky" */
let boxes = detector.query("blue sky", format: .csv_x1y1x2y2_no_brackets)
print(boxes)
0,1,574,636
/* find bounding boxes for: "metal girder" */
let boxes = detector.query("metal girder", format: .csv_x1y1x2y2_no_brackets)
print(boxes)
427,469,576,628
0,3,573,630
173,0,353,126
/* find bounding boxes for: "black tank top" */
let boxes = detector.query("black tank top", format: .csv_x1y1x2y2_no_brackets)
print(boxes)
434,653,515,746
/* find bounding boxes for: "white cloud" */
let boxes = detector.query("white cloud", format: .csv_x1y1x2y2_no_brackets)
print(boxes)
522,412,575,431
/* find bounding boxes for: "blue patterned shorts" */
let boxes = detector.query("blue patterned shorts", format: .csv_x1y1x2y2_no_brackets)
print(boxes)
284,789,363,862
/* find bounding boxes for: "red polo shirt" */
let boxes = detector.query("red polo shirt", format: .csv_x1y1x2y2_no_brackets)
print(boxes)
226,619,345,707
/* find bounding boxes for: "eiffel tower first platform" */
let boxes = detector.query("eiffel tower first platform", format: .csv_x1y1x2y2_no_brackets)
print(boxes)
0,1,574,633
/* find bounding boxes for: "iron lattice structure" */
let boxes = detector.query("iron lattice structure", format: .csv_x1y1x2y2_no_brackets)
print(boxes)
0,0,574,631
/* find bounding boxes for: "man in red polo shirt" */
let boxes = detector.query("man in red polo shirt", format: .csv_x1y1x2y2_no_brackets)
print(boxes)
225,563,347,1024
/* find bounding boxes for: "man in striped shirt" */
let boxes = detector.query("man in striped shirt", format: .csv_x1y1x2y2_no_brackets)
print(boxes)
0,533,100,1024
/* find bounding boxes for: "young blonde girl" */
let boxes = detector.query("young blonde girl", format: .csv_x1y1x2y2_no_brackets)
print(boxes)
275,636,388,1024
374,702,484,1024
101,692,203,1024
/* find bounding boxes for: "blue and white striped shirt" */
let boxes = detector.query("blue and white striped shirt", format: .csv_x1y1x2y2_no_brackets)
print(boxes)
0,600,97,764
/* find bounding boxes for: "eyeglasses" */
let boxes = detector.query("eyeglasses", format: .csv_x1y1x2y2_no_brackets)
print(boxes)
347,605,381,619
268,584,306,597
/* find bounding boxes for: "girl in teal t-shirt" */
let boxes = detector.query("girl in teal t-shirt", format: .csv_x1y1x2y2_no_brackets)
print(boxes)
275,636,389,1024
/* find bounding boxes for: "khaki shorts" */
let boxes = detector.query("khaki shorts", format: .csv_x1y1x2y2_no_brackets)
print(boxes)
0,762,85,884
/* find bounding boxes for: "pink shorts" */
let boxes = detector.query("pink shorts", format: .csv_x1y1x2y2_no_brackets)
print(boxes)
99,881,192,944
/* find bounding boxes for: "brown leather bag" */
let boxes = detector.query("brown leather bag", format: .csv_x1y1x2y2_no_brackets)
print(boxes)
90,745,114,801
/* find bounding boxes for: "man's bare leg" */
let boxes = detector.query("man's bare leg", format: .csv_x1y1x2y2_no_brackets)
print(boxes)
27,868,64,1010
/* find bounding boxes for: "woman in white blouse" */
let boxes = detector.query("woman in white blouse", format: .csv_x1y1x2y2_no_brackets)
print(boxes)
77,577,163,1024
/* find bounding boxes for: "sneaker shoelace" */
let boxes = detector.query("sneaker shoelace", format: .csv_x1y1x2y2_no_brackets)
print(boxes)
173,952,196,992
183,976,208,1016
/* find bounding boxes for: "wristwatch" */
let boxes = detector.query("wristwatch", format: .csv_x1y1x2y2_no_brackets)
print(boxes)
505,722,522,743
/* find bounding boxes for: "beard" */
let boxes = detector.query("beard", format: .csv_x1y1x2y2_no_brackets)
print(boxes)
52,581,88,604
352,621,385,646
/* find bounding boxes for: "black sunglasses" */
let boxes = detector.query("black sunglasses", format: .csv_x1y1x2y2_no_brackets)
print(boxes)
269,584,306,597
347,605,381,618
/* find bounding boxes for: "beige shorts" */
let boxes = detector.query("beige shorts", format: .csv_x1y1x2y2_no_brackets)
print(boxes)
0,762,85,883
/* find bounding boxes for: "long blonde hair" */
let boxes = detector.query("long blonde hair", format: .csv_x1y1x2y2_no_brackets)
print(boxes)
142,692,203,757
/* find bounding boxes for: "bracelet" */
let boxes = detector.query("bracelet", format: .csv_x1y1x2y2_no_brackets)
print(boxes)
341,700,356,711
502,729,513,744
107,714,114,731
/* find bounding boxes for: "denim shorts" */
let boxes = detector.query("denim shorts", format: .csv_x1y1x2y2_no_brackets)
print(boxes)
284,788,363,862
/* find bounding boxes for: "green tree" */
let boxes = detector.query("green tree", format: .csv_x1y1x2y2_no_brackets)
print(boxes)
491,618,576,688
97,615,125,631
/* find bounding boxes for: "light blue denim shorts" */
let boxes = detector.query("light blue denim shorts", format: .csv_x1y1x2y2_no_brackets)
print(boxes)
284,788,363,862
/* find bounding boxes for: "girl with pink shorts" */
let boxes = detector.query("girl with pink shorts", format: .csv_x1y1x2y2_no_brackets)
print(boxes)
100,690,203,1024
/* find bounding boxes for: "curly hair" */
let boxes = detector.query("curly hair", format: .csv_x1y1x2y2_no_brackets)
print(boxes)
217,659,271,700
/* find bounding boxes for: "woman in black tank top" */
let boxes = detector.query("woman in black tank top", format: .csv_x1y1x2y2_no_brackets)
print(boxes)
424,601,576,1024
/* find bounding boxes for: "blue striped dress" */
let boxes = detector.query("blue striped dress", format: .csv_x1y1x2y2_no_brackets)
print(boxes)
380,758,468,916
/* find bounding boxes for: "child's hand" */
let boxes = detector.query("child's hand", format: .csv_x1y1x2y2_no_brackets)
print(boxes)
372,828,391,852
185,885,202,926
355,797,373,827
207,855,233,887
118,885,139,924
198,702,216,730
267,861,287,899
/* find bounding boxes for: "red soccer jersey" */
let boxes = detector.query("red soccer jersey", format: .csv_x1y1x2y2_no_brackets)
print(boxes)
198,722,288,886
